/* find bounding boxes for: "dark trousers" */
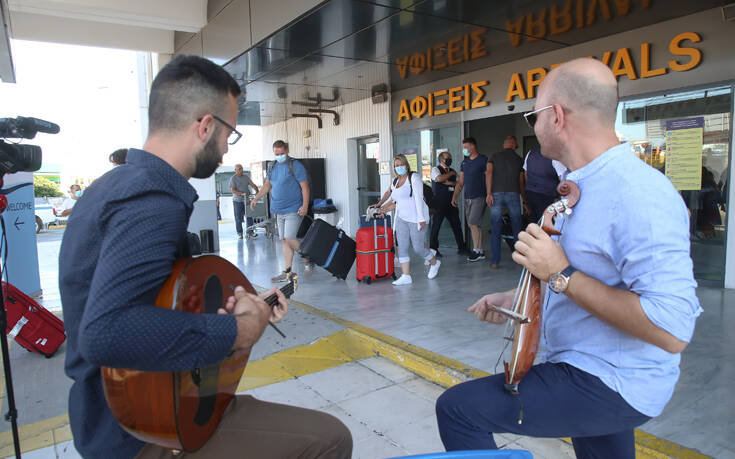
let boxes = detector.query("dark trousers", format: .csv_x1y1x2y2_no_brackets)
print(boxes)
430,201,465,251
233,201,254,236
436,362,650,459
525,190,557,225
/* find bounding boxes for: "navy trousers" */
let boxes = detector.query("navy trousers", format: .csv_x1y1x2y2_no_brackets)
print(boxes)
436,362,650,459
233,201,254,236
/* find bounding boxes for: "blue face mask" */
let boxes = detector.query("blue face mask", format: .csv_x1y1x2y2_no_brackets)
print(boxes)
74,190,83,198
462,148,470,157
395,165,407,176
275,154,287,163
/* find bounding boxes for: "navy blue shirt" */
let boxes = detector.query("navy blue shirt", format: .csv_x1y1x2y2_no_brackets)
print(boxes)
59,149,238,459
460,154,488,199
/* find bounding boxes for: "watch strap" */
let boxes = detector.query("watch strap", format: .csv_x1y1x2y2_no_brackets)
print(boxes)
560,265,577,278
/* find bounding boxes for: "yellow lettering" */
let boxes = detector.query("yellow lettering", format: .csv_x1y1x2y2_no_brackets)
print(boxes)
464,34,470,61
611,47,638,80
427,47,433,71
464,84,471,110
668,32,702,72
409,52,426,75
586,0,612,25
433,90,448,116
471,81,490,108
506,17,524,46
526,9,547,42
397,99,411,122
447,37,463,65
410,96,428,118
506,73,527,102
397,57,409,79
640,43,667,78
526,67,548,99
550,0,573,35
641,0,651,7
614,0,630,15
470,28,488,58
601,50,613,66
551,62,565,69
448,86,464,112
432,45,447,70
576,0,585,28
428,92,434,116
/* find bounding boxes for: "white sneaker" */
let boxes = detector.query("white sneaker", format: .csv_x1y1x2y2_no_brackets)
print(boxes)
392,274,413,286
428,259,441,279
425,249,437,266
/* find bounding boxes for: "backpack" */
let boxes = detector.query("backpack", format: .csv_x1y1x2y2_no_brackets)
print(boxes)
393,172,435,210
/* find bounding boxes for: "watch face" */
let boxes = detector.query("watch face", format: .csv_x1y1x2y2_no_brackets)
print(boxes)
550,274,568,293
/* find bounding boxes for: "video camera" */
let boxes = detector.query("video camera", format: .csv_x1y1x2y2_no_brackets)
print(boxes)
0,116,60,175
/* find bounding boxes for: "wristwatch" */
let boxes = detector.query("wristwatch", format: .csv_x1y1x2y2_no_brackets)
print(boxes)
548,265,578,294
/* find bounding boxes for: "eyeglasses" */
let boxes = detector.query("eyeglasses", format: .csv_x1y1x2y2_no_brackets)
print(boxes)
523,105,554,128
198,115,243,145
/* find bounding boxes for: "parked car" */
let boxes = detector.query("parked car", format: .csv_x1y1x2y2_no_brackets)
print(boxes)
34,197,66,233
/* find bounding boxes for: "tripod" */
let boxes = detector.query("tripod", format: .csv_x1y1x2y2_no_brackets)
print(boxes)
0,177,23,458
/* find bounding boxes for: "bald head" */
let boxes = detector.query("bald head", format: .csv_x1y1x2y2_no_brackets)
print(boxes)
503,136,517,150
538,58,618,125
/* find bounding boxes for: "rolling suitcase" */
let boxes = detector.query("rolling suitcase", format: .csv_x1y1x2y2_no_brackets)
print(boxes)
356,216,396,284
3,282,66,358
299,218,356,279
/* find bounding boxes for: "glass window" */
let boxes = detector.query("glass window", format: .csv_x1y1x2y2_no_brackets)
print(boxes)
615,85,732,282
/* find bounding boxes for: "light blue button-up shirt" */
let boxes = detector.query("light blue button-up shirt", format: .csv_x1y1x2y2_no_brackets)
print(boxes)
542,142,702,417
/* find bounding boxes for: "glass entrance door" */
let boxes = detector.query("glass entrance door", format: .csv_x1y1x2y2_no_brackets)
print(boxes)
616,85,732,282
357,137,381,213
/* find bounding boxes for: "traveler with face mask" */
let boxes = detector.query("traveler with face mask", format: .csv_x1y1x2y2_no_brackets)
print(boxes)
430,152,467,256
250,140,312,282
375,154,440,286
451,137,491,262
61,184,82,217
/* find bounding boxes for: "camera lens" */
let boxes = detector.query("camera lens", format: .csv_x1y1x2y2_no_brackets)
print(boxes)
0,141,42,174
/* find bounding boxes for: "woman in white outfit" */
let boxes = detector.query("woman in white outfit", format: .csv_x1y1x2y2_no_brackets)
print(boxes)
375,154,440,285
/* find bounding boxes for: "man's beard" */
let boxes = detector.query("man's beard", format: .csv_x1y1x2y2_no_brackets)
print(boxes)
192,130,222,179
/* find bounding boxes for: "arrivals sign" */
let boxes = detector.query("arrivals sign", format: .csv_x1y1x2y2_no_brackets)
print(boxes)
396,81,489,123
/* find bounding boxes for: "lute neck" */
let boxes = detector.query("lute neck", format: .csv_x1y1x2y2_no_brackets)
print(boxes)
264,281,295,307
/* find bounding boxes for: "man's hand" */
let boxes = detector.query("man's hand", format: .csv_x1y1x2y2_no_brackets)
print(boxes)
220,286,288,324
419,221,426,230
298,205,308,217
523,202,531,216
468,290,515,324
485,194,494,207
249,199,257,211
451,197,458,208
512,223,569,282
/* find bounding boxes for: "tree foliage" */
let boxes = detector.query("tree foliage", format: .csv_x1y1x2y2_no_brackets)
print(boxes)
33,175,63,197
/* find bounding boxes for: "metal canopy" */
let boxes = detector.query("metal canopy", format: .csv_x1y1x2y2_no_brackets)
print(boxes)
225,0,723,126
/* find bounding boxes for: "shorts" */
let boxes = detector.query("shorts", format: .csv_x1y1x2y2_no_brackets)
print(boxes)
276,213,303,240
464,197,486,226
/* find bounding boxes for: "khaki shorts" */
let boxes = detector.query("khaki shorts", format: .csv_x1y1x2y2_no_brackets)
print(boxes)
276,213,303,240
464,197,486,226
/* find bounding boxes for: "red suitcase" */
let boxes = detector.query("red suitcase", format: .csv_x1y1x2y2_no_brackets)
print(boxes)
356,216,396,284
3,282,66,358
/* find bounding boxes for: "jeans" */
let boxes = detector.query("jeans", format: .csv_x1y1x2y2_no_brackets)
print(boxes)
435,362,650,459
233,201,254,236
489,192,522,265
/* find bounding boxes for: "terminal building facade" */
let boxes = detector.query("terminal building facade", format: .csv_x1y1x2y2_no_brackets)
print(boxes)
3,0,733,287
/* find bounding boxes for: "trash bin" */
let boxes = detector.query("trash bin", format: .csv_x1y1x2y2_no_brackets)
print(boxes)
313,198,338,226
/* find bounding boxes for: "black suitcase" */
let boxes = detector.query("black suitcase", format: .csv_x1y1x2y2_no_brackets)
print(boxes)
299,219,356,279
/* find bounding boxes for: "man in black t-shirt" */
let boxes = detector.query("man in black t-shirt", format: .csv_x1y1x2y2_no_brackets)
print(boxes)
487,135,525,268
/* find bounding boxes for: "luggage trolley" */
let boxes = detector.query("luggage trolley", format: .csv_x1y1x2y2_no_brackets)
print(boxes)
245,195,276,239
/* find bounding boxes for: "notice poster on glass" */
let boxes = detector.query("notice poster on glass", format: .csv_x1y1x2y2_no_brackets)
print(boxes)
402,148,419,173
665,117,703,191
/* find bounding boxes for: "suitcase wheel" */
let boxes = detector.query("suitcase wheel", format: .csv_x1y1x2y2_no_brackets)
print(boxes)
392,273,397,280
364,276,372,285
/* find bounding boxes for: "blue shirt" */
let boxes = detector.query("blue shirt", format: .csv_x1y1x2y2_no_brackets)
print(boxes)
267,158,307,214
59,149,238,459
460,154,488,199
542,142,701,417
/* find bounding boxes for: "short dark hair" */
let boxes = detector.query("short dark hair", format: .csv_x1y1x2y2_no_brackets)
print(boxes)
109,148,128,165
148,55,242,134
462,137,477,147
272,140,289,150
